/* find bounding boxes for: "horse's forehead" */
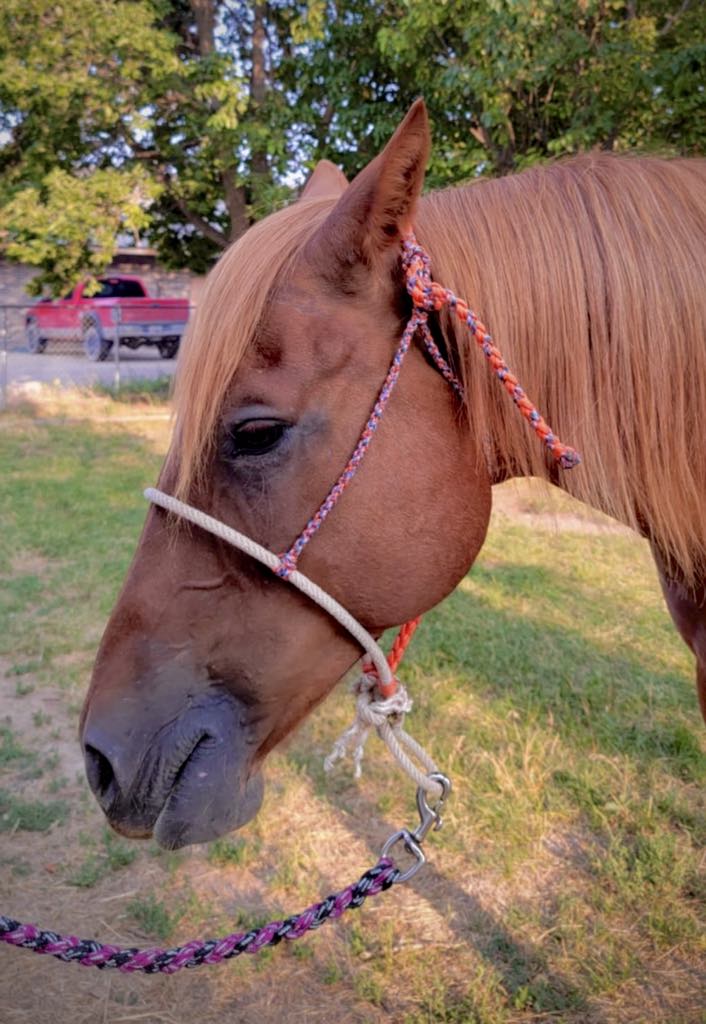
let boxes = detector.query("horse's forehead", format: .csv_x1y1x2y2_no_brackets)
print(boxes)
217,288,357,408
223,252,400,402
254,277,376,364
268,278,335,319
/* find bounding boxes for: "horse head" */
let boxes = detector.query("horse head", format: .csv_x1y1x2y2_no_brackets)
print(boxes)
79,101,492,848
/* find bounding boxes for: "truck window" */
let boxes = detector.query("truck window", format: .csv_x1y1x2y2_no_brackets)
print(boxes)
95,279,146,299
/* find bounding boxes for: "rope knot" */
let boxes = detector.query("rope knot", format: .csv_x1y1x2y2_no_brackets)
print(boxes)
323,669,441,798
402,236,437,312
401,233,581,470
324,671,412,779
353,672,412,728
274,550,297,579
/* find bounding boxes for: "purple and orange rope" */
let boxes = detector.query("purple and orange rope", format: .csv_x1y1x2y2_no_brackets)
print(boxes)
402,235,581,470
273,235,580,699
276,234,580,584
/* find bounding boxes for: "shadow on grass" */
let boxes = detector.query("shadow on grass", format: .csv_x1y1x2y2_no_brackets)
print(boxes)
284,556,704,1015
414,572,703,785
4,407,704,1018
302,788,587,1017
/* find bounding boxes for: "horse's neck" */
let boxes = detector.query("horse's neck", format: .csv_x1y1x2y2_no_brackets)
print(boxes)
420,158,706,585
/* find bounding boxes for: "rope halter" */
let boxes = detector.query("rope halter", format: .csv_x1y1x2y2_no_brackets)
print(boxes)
146,233,580,800
401,236,581,469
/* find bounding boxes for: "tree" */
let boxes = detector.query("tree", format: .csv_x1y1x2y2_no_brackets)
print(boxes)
1,0,703,294
374,0,706,182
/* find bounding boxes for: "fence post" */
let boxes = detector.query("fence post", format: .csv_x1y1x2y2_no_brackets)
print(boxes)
0,308,7,412
111,305,121,393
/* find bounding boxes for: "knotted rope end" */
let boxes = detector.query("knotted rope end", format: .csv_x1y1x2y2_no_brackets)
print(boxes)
401,233,582,471
324,672,412,779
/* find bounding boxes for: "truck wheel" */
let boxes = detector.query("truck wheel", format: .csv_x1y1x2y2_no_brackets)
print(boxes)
26,319,47,354
83,324,111,362
157,338,179,359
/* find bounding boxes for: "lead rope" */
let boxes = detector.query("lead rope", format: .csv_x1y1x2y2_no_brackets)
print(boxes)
0,861,400,972
0,771,451,972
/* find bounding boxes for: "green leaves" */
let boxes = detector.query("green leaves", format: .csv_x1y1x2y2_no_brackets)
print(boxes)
3,167,161,295
375,0,705,178
0,0,703,294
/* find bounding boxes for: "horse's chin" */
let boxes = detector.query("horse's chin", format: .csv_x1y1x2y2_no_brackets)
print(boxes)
103,766,265,849
152,768,265,850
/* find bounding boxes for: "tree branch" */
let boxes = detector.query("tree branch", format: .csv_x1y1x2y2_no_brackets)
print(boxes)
659,0,692,36
173,196,228,247
469,123,493,151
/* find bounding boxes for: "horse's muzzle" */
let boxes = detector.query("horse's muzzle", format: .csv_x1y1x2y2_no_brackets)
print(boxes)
81,689,264,849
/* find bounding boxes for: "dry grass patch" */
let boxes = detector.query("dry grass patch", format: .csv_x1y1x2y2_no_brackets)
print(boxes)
1,380,172,451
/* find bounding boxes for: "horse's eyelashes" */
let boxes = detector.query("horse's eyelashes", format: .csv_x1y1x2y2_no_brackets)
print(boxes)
225,419,290,460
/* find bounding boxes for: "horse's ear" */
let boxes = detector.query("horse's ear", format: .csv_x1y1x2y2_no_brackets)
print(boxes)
308,99,430,273
301,160,349,200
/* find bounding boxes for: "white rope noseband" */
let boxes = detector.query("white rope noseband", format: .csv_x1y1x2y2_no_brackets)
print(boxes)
144,488,442,797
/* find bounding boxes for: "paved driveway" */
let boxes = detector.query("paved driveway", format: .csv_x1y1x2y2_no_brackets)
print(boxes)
3,346,176,390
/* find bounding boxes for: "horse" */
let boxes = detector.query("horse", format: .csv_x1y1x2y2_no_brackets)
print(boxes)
79,100,706,850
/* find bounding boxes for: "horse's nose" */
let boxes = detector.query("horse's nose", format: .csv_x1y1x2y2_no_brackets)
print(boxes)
80,719,163,837
80,688,265,847
83,740,120,812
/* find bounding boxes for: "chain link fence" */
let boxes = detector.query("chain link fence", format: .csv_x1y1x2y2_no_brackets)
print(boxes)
0,300,195,409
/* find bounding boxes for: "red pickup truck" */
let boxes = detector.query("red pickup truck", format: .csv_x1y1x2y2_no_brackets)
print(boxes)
25,276,190,361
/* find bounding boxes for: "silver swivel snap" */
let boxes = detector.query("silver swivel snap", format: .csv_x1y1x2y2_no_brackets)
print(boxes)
381,772,451,883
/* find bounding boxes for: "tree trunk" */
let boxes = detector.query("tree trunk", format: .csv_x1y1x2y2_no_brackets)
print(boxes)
224,168,250,242
250,3,269,180
190,0,250,243
191,0,216,55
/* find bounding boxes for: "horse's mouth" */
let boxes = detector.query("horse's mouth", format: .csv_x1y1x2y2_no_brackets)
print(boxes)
83,688,265,849
152,751,264,850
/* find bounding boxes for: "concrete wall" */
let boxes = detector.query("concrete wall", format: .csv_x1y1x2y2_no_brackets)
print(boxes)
0,262,36,308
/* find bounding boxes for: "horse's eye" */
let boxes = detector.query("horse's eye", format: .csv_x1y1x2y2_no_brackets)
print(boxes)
226,419,290,458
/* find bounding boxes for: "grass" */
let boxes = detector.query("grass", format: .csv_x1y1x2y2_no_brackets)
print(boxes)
0,391,704,1023
68,828,137,887
127,893,181,942
0,790,68,832
0,725,31,766
207,835,256,867
0,396,167,689
92,375,173,403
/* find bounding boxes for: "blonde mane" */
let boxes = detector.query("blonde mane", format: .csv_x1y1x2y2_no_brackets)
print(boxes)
174,153,706,580
173,196,337,497
416,153,706,579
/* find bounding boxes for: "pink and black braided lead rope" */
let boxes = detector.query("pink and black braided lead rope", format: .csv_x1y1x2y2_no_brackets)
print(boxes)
402,235,581,470
0,858,398,973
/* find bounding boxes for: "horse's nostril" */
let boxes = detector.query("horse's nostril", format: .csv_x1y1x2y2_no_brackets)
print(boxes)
84,743,117,804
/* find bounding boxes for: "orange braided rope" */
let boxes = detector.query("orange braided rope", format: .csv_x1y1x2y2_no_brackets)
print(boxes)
387,617,421,673
371,617,421,699
403,235,581,470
